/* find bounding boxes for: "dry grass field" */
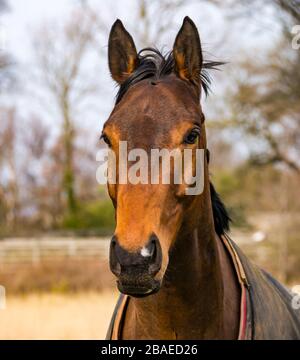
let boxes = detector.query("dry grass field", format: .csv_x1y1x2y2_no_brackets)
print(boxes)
0,291,118,339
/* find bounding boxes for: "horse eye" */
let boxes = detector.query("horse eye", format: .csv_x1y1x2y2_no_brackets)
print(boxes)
184,128,200,144
100,133,111,147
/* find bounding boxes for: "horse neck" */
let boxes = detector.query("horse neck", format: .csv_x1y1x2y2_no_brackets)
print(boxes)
124,179,240,339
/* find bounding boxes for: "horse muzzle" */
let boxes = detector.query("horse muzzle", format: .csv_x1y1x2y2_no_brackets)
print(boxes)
109,234,162,297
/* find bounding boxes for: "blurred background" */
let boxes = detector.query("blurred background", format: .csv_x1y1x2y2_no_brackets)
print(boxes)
0,0,299,339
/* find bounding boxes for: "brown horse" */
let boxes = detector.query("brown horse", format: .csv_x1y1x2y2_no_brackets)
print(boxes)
103,17,300,339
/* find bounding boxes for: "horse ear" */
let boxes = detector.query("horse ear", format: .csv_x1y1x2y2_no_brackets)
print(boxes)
173,17,203,86
108,19,138,84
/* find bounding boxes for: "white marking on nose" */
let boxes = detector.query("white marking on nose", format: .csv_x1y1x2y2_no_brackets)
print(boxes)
141,247,151,257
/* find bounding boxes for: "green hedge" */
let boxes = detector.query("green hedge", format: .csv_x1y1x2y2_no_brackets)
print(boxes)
62,199,115,234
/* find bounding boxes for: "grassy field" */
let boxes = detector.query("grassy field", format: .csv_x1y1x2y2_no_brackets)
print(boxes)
0,291,118,339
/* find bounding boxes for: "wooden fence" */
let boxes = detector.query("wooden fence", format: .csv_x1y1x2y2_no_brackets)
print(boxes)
0,237,110,265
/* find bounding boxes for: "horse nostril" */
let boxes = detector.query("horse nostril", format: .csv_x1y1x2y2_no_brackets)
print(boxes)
109,236,121,276
148,234,162,276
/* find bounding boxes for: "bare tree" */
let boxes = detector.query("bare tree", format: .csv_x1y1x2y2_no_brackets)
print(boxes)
0,107,19,231
0,0,14,92
210,0,300,174
32,9,100,216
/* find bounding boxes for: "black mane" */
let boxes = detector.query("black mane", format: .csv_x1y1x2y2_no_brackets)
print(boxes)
210,182,231,236
116,47,224,104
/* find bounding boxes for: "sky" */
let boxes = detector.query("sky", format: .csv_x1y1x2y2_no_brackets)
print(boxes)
2,0,73,59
